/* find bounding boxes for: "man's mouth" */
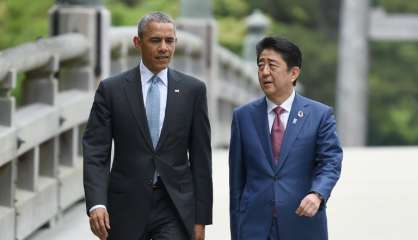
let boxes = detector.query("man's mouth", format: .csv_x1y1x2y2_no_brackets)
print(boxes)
156,56,169,60
263,80,273,86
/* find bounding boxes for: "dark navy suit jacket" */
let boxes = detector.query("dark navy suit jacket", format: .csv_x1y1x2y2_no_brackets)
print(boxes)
83,66,213,240
229,94,342,240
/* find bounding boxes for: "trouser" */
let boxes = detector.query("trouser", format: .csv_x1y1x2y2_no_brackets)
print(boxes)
139,180,189,240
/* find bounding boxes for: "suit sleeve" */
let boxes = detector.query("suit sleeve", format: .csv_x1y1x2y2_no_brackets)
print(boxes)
229,110,246,240
83,81,112,215
310,107,343,203
189,83,213,225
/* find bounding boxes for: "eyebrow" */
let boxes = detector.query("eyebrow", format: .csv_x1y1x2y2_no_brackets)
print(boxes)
258,58,279,64
150,36,175,39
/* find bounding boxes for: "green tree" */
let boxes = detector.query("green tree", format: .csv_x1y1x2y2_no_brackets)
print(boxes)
368,42,418,145
0,0,53,50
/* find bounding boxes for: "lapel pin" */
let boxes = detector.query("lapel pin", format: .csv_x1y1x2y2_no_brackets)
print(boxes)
292,118,298,124
297,110,304,118
174,89,180,93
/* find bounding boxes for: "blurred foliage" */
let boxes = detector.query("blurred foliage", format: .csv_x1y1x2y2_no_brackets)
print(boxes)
375,0,418,13
214,0,249,17
0,0,180,50
1,0,418,145
369,42,418,145
105,0,179,26
246,0,341,36
217,17,247,54
0,0,53,50
368,1,418,145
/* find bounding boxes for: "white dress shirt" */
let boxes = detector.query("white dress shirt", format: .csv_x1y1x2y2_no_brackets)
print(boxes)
89,60,169,213
266,89,296,133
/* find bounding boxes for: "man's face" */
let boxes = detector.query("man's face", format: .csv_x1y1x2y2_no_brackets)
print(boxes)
133,21,176,74
257,48,300,101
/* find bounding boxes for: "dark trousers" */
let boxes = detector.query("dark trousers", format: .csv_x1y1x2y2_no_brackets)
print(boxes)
269,217,280,240
139,182,189,240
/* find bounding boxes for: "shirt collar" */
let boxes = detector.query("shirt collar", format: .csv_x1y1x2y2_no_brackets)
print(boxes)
266,89,296,114
139,59,168,86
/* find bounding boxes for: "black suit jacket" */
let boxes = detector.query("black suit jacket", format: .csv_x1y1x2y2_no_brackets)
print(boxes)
83,66,213,239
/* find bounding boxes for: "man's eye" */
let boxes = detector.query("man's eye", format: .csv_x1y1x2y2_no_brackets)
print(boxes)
166,38,175,43
150,38,161,43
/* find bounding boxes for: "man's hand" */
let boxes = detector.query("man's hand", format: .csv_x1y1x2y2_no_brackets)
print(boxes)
194,224,205,240
295,193,322,217
89,208,110,240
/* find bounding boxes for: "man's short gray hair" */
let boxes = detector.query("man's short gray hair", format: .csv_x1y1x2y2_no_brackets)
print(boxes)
137,12,176,37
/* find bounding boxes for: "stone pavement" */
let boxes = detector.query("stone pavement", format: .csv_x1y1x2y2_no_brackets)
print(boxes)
28,147,418,240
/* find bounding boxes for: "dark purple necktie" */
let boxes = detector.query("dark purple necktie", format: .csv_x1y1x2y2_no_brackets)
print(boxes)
271,106,285,165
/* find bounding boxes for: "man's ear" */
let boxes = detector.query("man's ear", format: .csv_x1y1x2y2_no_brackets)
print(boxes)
291,66,301,83
133,36,141,48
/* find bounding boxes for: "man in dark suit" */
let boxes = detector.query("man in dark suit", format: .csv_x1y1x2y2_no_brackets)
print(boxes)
229,37,343,240
83,12,212,240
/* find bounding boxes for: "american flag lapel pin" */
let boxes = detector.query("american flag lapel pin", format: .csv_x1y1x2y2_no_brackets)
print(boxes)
174,89,180,93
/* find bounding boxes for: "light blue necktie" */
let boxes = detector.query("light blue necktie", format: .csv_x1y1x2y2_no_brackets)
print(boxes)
145,75,161,184
146,75,161,149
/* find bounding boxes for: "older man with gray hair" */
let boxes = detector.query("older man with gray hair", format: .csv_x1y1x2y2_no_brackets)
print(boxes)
83,12,213,240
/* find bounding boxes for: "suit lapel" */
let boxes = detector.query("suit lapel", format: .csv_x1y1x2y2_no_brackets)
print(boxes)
276,94,310,173
156,69,181,151
251,98,275,172
123,67,154,151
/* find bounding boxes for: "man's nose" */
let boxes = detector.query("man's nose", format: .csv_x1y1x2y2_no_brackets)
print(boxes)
159,41,168,52
261,65,270,76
